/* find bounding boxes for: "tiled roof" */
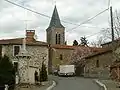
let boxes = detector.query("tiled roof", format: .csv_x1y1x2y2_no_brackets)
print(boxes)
85,49,112,59
0,38,48,46
50,44,107,52
50,44,76,49
47,6,64,30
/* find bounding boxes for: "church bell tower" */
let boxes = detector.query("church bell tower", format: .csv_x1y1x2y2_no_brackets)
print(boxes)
46,6,65,45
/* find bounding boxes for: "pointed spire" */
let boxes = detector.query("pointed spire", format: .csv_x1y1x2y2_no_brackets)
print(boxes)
48,6,64,29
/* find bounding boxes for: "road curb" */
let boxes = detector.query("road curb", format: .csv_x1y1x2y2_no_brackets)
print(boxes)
46,81,56,90
94,79,107,90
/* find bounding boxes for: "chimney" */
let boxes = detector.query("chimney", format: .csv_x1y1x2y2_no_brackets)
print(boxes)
26,30,35,42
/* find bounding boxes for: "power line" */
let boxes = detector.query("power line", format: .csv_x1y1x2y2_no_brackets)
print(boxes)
4,0,109,30
4,0,51,18
69,8,109,31
4,0,111,40
65,8,109,38
4,0,83,26
86,31,101,38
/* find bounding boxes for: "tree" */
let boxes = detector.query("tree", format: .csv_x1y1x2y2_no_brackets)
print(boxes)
98,11,120,42
73,40,78,46
40,62,48,82
0,55,15,90
80,37,88,46
69,47,92,76
90,36,105,47
90,11,120,47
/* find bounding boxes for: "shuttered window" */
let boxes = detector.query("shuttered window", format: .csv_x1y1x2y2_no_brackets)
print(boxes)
60,54,63,60
58,34,60,44
96,60,99,67
14,62,18,72
13,46,20,56
56,34,58,44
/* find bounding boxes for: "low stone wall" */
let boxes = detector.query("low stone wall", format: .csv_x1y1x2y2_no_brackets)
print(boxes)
84,72,110,79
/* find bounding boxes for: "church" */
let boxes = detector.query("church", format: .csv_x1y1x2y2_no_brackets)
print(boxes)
46,6,77,73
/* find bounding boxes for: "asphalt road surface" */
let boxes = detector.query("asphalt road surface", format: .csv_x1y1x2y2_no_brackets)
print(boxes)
50,76,102,90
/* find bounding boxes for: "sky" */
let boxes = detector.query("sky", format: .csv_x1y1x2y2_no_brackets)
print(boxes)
0,0,120,45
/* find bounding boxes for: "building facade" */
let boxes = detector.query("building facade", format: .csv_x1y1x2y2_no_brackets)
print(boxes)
0,30,49,84
84,49,114,79
49,45,75,73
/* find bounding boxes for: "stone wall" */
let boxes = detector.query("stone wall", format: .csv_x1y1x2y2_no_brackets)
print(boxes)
50,48,74,71
2,45,48,68
2,44,48,84
84,51,114,79
46,27,65,45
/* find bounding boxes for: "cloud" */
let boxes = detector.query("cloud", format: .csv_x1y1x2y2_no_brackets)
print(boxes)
0,0,120,45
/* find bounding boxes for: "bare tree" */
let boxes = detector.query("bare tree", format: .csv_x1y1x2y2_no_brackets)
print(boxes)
91,35,106,47
91,11,120,47
69,46,93,75
100,11,120,41
70,46,92,67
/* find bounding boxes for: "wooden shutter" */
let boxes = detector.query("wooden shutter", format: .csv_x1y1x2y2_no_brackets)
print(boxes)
58,34,60,44
14,46,20,56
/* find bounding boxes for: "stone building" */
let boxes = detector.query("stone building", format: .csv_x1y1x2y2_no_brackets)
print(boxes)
84,49,114,79
46,6,65,45
0,30,49,84
46,6,74,73
48,45,75,73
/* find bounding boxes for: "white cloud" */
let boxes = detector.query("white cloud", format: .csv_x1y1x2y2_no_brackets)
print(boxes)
0,0,120,45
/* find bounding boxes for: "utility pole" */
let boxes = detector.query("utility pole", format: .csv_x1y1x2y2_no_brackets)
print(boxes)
110,6,114,41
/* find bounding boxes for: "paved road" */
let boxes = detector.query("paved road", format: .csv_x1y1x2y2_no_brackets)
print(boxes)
50,76,102,90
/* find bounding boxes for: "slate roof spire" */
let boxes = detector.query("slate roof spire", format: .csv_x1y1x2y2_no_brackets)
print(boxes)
48,6,64,29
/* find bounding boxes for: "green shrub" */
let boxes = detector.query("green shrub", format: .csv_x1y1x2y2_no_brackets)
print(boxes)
0,55,15,90
40,62,48,82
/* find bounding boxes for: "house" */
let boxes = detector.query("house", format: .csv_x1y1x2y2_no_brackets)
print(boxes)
110,61,120,81
84,48,114,79
101,39,120,49
110,46,120,81
0,30,49,84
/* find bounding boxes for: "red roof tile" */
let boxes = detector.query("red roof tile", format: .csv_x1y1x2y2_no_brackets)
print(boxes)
0,38,48,46
50,44,76,49
85,49,112,59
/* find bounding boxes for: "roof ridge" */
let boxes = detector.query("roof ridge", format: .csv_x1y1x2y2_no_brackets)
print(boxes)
0,38,23,41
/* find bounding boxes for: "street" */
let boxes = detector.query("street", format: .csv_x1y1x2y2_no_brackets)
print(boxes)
50,76,102,90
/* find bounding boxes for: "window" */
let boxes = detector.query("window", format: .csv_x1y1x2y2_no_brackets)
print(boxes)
13,62,18,72
13,45,21,56
56,34,58,44
58,34,61,44
56,33,61,44
60,54,63,60
96,60,99,67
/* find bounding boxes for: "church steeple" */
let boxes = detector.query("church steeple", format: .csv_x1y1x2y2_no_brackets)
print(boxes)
46,6,65,45
48,6,64,29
